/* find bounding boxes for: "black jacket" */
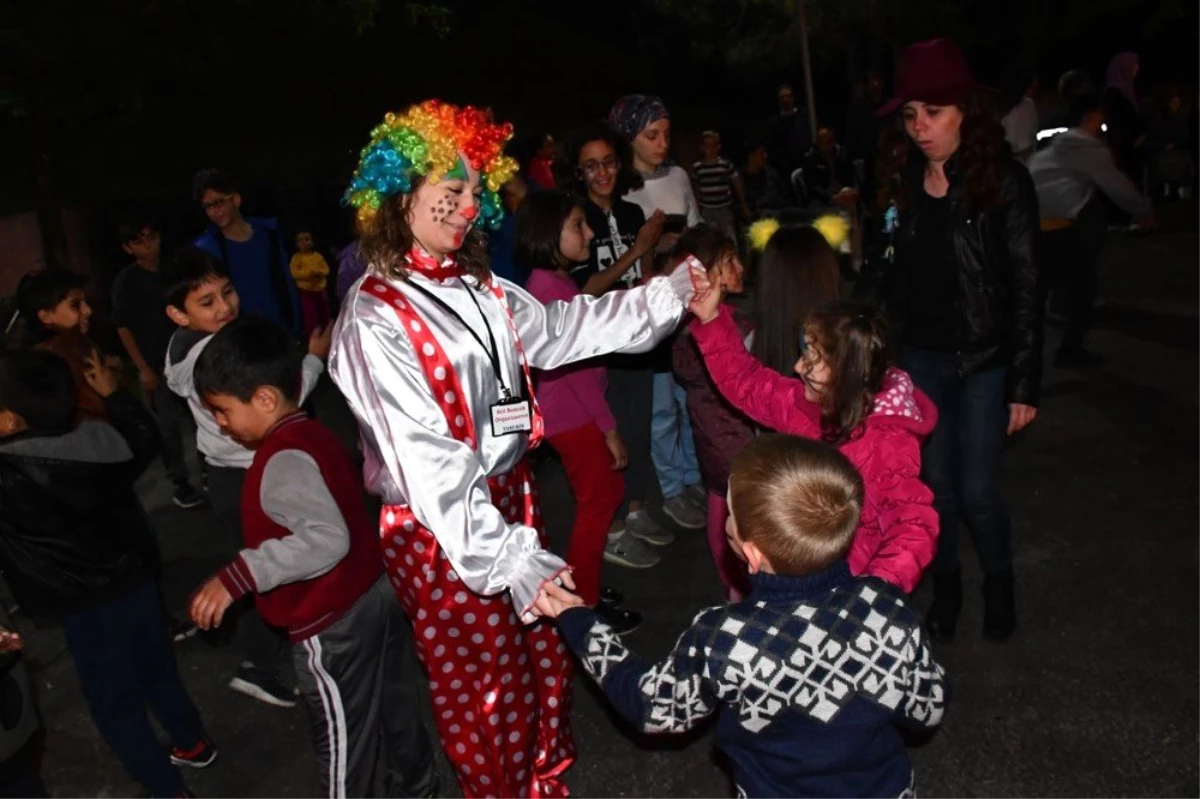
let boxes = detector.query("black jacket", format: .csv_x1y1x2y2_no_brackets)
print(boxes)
0,392,160,621
857,155,1043,406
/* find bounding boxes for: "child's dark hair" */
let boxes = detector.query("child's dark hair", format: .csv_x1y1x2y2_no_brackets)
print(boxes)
161,247,229,310
751,226,841,376
193,316,303,403
514,190,585,271
117,217,159,246
803,299,893,445
192,168,239,202
0,350,77,436
673,224,736,272
16,269,88,333
558,122,644,196
729,434,864,576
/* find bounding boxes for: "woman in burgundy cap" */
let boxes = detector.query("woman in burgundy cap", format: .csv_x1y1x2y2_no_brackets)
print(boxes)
858,38,1042,643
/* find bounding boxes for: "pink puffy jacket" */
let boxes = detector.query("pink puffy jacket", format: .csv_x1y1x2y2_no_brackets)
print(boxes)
690,308,940,593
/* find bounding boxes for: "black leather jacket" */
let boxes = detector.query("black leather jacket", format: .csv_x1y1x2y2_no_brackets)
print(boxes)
857,154,1043,406
0,392,160,621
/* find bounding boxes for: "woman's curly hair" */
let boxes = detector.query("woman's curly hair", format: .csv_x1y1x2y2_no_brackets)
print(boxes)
879,90,1010,213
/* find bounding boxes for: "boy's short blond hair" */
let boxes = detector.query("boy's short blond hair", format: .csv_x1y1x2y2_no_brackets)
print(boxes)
729,435,864,576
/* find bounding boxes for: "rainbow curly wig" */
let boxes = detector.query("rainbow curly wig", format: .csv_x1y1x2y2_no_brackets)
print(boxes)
344,99,519,231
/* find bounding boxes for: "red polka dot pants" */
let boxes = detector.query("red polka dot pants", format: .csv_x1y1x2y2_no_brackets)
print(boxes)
381,462,575,798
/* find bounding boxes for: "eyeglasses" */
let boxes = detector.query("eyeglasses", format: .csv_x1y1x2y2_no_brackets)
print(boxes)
580,156,620,176
201,195,233,211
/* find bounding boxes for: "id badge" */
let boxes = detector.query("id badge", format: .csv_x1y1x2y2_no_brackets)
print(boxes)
490,397,532,436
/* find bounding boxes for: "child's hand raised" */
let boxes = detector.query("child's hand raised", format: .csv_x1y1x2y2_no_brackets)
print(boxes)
0,626,22,654
82,349,120,398
308,324,333,360
189,575,234,630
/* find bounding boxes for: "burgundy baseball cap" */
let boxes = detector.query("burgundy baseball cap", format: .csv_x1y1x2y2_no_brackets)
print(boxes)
877,38,981,117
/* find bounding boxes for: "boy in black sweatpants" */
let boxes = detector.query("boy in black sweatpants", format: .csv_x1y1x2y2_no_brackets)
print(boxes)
0,349,215,797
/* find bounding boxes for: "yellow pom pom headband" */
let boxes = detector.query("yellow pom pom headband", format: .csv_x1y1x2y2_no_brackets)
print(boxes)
344,99,520,229
748,214,850,253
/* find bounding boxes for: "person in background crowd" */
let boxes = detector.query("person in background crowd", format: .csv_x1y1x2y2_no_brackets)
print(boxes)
334,241,367,307
741,140,792,214
541,434,947,799
1102,52,1146,185
999,63,1040,162
520,190,646,633
1146,87,1195,199
0,606,44,798
691,130,749,239
0,349,216,797
609,94,707,532
527,132,558,191
670,225,754,601
845,70,887,181
192,168,302,337
747,221,842,378
561,121,671,567
801,127,860,208
17,270,109,423
112,219,205,510
289,229,331,338
1029,83,1154,370
767,84,814,182
487,175,531,285
860,38,1042,642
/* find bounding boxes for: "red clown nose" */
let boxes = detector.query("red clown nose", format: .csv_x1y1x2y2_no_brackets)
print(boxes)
461,204,479,221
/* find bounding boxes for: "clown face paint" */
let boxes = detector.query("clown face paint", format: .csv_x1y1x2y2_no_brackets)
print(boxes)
409,152,483,259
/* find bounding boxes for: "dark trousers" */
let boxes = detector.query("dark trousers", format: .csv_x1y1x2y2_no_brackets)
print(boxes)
149,380,191,488
206,465,287,675
294,577,435,799
606,365,656,514
62,581,206,798
900,349,1013,575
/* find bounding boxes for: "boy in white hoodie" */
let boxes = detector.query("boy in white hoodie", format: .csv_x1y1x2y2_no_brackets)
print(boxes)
162,247,330,707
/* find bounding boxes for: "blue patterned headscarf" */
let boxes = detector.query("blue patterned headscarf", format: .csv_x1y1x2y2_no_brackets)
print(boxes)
608,95,670,141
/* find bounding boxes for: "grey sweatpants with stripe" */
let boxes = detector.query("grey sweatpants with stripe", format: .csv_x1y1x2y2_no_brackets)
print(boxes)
294,576,436,798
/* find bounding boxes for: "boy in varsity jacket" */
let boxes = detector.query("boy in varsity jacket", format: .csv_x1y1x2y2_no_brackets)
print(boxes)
187,317,435,799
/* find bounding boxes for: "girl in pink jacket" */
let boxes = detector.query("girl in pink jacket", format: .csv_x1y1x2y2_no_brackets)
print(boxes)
689,294,939,593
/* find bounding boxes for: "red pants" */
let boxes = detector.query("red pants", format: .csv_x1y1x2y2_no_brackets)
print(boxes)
548,424,625,606
300,289,330,338
380,461,575,798
707,490,750,600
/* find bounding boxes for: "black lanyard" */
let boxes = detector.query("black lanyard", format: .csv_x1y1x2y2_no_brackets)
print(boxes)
404,278,513,398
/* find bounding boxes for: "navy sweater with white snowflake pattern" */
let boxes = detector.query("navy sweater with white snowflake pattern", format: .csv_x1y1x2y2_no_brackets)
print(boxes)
557,562,948,798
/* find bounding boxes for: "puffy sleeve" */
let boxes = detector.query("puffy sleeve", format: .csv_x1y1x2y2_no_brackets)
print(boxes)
329,297,567,618
860,429,940,593
499,272,690,371
689,307,822,438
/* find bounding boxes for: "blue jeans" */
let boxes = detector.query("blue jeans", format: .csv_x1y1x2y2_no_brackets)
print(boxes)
900,349,1013,574
62,581,206,797
651,372,701,499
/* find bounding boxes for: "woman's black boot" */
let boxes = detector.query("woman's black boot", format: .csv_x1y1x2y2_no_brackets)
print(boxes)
983,569,1016,641
925,570,962,641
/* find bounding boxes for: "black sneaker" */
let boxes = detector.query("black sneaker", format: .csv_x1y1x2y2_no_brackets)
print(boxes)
169,738,218,768
599,587,625,607
229,665,297,708
173,483,206,509
595,602,642,635
168,616,199,643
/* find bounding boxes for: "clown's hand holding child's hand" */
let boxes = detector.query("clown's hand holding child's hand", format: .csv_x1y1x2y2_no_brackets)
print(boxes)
666,255,713,317
689,263,724,324
533,577,587,620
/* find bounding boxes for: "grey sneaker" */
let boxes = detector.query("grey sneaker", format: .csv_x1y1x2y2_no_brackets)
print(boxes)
626,510,676,546
603,531,661,569
684,483,708,510
661,495,706,530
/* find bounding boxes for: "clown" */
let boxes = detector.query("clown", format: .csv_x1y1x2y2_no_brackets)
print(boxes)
329,100,708,798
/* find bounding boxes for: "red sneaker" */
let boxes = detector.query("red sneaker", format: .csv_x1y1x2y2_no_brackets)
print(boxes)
169,739,218,769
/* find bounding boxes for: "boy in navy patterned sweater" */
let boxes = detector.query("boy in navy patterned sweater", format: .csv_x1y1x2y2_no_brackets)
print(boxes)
540,434,948,798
